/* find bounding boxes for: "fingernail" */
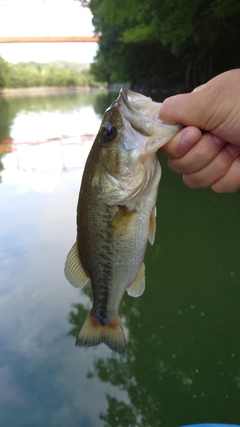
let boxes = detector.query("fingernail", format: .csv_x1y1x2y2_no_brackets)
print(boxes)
180,131,199,148
213,135,225,144
225,143,240,155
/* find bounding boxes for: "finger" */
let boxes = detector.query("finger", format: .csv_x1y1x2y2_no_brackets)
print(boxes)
211,156,240,193
193,83,207,92
158,90,211,127
182,143,240,188
159,70,240,145
159,93,195,125
168,132,225,174
160,126,202,158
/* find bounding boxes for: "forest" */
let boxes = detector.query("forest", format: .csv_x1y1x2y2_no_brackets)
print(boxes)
0,59,98,89
1,1,240,94
89,0,240,93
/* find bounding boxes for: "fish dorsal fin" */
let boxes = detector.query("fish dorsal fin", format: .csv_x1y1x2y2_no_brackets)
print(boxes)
64,242,90,288
148,206,156,245
127,263,145,297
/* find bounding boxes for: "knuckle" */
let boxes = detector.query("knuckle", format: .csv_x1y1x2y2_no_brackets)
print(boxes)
215,150,232,171
168,159,183,173
160,142,175,157
210,181,226,193
211,180,237,193
198,138,211,157
196,132,222,163
160,97,175,122
183,173,205,188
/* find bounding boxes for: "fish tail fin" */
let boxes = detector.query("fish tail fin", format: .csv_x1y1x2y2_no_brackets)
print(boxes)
76,311,126,355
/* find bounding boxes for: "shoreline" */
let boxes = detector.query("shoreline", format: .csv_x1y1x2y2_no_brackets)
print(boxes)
0,85,95,97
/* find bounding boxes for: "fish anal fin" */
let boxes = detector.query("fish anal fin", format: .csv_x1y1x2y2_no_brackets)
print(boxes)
64,242,90,288
148,206,156,245
127,263,145,297
76,311,126,355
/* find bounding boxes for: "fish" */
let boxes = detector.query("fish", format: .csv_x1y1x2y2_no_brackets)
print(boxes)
64,87,181,354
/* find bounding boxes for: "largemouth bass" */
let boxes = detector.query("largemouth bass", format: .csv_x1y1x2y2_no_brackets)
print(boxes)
65,88,181,354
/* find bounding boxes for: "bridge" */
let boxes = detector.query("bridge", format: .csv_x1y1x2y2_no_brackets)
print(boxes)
0,1,98,44
0,36,99,43
0,0,99,61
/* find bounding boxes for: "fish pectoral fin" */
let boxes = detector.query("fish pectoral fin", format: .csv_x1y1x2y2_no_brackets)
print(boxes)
110,205,137,238
64,242,90,288
76,311,126,355
127,263,145,297
148,206,156,245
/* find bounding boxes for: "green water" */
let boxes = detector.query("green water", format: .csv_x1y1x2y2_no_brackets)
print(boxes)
0,89,239,427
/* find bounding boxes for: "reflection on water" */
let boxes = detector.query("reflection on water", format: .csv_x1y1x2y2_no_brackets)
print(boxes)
0,89,240,427
3,135,95,174
0,89,114,176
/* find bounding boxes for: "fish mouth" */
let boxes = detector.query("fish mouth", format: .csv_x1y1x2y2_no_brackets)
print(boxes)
119,87,153,121
117,87,182,151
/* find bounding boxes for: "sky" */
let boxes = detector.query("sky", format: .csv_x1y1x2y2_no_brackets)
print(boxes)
0,0,98,63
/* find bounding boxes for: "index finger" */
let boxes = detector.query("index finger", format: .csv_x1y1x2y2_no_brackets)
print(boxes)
160,126,202,158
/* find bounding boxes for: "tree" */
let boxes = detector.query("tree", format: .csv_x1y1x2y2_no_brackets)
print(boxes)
89,0,240,92
0,57,10,89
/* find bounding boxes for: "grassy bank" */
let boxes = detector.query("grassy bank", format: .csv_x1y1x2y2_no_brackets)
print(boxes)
0,85,96,97
0,58,104,89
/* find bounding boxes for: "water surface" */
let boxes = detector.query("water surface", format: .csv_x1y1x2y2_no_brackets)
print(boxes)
0,89,240,427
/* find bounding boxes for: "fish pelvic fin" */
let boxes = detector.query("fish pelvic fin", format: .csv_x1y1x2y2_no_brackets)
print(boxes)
148,206,156,245
76,311,126,355
127,263,145,297
64,241,90,288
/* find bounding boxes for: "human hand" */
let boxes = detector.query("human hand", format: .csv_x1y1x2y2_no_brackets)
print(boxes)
159,69,240,193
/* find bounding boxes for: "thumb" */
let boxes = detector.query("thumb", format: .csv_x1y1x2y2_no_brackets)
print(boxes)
159,90,208,128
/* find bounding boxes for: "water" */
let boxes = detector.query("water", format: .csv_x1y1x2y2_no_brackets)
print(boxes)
0,89,240,427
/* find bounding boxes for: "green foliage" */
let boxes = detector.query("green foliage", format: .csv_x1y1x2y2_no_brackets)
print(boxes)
211,0,240,18
0,59,101,89
89,0,240,91
0,96,13,138
122,24,156,44
0,56,10,88
100,395,137,427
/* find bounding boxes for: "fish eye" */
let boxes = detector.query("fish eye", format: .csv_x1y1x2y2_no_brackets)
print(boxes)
101,121,117,143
